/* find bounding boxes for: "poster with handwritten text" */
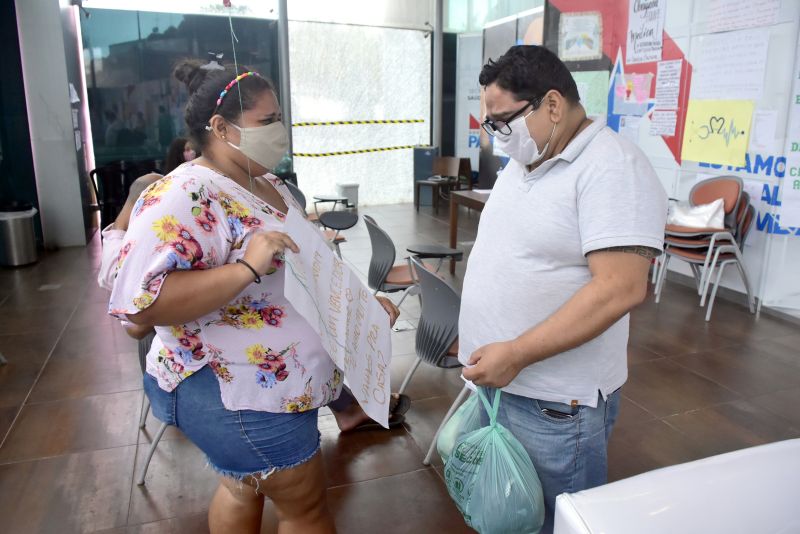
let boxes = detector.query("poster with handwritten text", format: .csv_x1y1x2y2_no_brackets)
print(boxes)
681,100,754,167
626,0,666,64
283,208,391,428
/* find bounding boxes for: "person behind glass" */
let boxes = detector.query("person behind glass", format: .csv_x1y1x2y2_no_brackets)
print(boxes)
459,46,667,532
164,136,198,174
108,59,399,534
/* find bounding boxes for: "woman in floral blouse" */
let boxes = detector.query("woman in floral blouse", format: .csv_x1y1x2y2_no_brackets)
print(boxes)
110,60,395,534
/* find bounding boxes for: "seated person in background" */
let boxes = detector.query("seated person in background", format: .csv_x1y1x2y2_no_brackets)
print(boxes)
164,137,198,175
98,173,410,430
98,173,162,342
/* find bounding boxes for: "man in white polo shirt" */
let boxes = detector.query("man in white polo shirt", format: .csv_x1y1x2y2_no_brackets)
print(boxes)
460,45,667,531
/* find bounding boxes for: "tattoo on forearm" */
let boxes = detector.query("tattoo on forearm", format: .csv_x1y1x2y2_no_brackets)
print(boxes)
592,246,661,259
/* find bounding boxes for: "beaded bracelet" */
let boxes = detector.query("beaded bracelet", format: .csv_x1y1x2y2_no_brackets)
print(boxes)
236,258,261,284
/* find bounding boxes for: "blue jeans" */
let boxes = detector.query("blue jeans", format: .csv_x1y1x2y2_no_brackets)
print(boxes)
144,366,320,480
481,388,621,534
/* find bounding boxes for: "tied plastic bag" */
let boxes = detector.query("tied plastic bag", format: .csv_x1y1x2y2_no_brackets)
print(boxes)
437,393,482,464
667,198,725,229
444,389,544,534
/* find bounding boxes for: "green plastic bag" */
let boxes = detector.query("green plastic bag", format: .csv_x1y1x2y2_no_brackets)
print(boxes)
436,392,482,464
444,389,545,534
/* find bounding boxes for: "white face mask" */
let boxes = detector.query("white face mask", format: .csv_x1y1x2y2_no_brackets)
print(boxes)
227,121,289,171
493,107,557,165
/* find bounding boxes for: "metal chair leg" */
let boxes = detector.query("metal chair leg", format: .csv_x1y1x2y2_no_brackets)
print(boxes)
736,261,756,313
397,356,422,396
690,264,703,294
705,262,728,322
136,421,169,486
699,262,717,307
655,254,671,303
139,394,150,429
651,256,660,285
396,285,419,308
423,384,470,466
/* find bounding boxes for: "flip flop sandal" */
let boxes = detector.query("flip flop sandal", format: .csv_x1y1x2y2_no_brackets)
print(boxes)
346,413,406,432
390,393,411,417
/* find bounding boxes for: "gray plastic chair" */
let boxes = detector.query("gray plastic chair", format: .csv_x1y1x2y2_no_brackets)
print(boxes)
136,331,168,486
319,211,358,258
403,257,471,466
283,180,307,210
363,215,419,307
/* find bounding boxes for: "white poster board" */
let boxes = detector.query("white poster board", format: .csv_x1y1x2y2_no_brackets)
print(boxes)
626,0,666,64
283,208,392,427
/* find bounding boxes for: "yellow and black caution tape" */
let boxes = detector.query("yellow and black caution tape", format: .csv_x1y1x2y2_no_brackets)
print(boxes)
292,119,425,127
293,145,415,158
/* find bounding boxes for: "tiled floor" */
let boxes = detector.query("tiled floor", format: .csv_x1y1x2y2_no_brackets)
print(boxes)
0,202,798,533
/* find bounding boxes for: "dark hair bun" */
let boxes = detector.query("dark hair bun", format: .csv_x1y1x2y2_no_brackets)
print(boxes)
173,59,211,95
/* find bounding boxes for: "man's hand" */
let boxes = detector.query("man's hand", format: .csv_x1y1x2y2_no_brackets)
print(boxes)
461,340,525,388
376,296,400,327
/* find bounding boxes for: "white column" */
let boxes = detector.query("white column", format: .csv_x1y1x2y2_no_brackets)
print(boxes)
15,0,87,247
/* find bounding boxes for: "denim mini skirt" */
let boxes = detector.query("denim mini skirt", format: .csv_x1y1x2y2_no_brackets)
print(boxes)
143,365,320,480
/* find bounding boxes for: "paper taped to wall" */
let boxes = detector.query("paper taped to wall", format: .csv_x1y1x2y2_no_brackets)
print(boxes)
681,99,754,167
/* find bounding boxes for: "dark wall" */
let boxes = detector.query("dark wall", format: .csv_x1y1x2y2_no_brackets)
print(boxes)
0,1,38,212
441,32,457,156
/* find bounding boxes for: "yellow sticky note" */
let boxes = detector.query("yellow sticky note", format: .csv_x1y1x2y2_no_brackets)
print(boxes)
681,99,754,167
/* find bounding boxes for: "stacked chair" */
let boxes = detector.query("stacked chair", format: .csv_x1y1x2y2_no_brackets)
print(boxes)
655,176,756,321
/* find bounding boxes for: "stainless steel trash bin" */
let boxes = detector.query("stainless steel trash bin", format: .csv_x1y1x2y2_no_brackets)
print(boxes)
0,205,39,266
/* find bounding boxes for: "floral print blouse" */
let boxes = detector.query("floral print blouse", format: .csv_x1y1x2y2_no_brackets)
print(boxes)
109,163,342,413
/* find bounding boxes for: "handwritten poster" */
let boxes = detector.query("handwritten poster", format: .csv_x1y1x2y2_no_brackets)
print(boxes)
706,0,779,34
558,12,602,61
654,59,681,110
626,0,666,64
649,110,677,136
573,70,609,119
283,208,392,428
681,99,754,167
692,28,769,101
779,32,800,227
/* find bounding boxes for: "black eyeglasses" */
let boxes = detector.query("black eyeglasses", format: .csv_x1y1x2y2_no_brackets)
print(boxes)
481,100,538,137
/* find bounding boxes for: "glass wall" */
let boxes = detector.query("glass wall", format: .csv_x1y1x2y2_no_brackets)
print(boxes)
80,8,280,169
445,0,544,33
289,21,431,205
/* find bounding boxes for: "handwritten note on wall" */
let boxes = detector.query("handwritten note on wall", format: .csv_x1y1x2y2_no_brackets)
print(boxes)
654,59,681,110
691,28,769,101
626,0,666,64
283,208,392,428
650,110,677,137
681,100,754,167
706,0,779,34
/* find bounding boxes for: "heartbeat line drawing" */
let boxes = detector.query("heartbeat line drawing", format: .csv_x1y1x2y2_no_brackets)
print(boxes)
696,116,747,146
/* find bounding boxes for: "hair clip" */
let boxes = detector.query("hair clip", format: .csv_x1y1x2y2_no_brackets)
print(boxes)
201,52,225,71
